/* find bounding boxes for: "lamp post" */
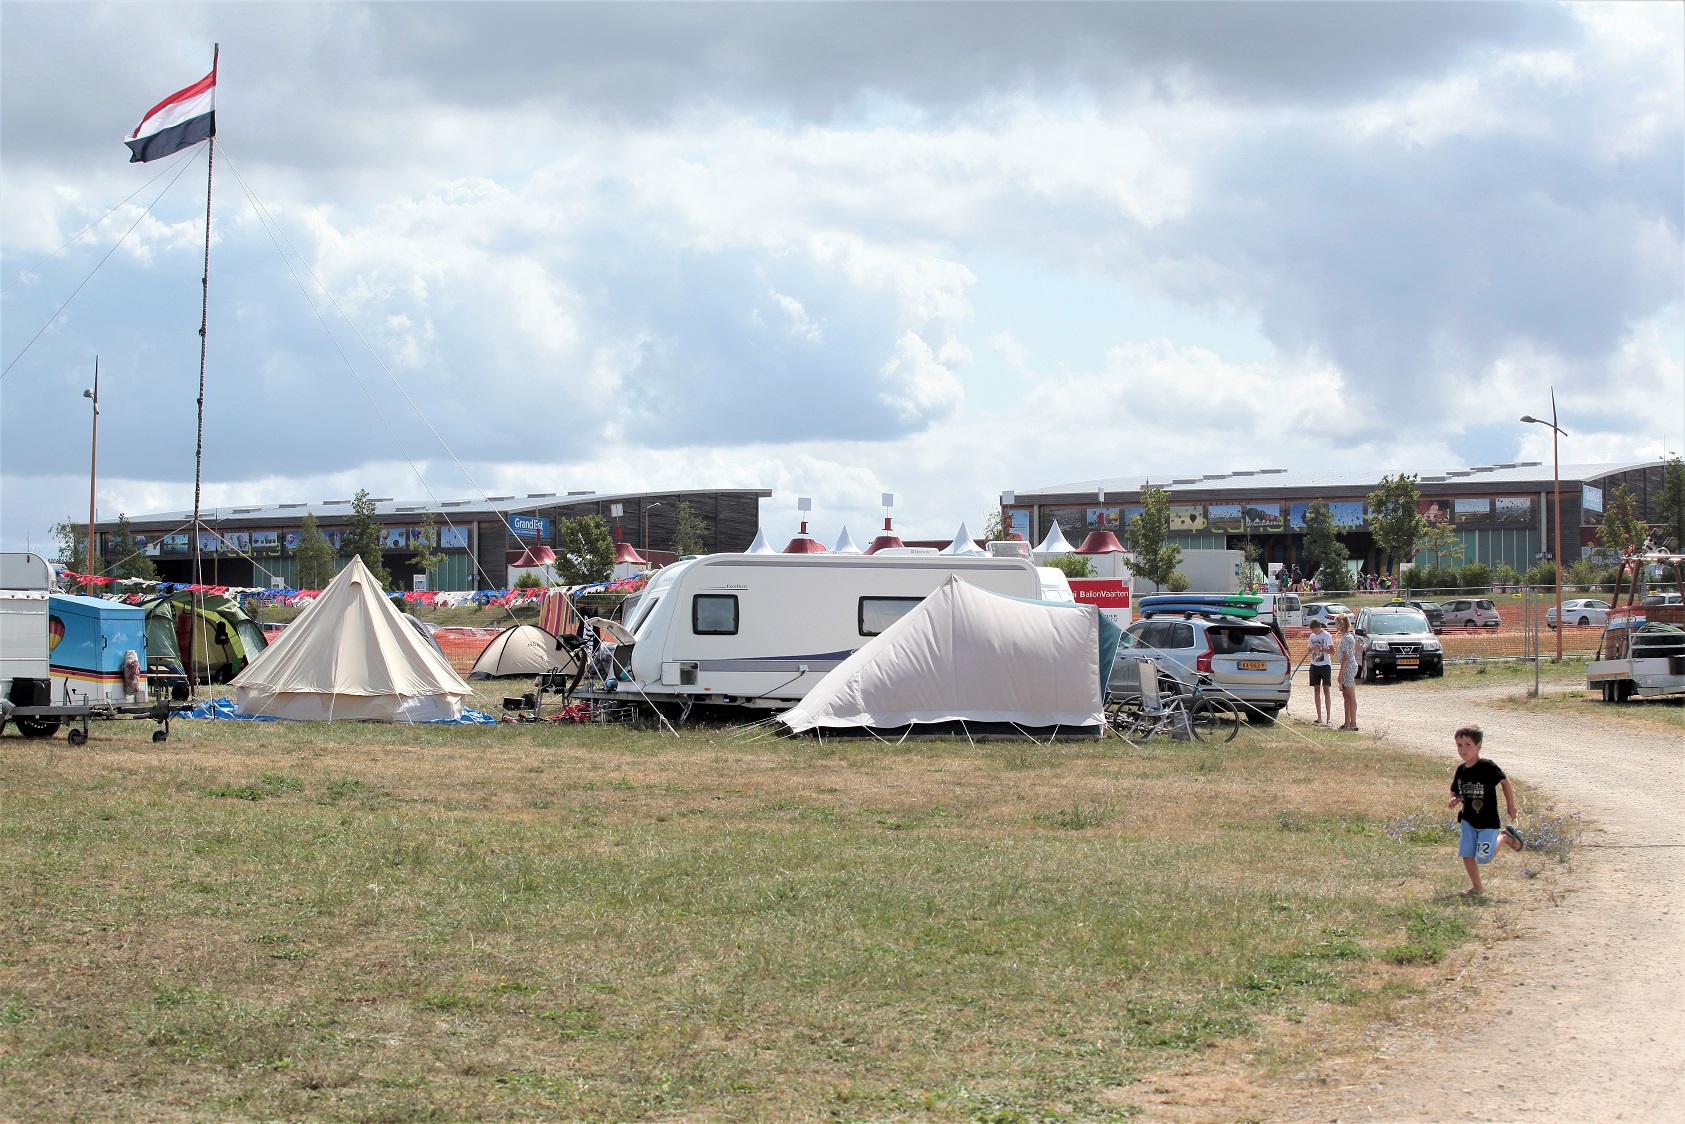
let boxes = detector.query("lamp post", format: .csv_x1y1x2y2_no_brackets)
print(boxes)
82,358,99,581
643,502,662,555
1522,391,1566,661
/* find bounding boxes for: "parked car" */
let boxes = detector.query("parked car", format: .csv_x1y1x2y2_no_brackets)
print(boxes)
1355,607,1444,679
1441,597,1501,628
1639,592,1683,607
1385,599,1445,633
1111,614,1291,721
1302,602,1353,629
1545,599,1611,629
1251,592,1303,628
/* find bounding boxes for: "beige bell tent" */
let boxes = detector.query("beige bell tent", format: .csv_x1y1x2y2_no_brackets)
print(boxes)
780,576,1116,738
468,624,575,680
231,556,470,721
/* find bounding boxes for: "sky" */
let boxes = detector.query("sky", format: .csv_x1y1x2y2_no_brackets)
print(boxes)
2,1,1681,553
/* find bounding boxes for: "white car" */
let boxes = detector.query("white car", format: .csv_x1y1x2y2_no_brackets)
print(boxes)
1545,599,1610,630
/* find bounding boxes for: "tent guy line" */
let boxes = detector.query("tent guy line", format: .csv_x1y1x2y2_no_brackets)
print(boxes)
0,147,199,300
0,148,202,381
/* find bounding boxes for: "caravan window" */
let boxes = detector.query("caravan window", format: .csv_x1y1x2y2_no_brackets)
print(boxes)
859,597,924,636
692,594,739,635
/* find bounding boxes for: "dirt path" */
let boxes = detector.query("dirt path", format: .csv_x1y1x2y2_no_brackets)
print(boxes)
1280,682,1685,1123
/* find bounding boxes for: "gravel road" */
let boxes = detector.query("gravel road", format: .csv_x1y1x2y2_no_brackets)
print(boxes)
1283,681,1684,1123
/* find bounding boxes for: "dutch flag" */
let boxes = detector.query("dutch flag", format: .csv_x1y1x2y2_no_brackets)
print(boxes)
125,51,217,163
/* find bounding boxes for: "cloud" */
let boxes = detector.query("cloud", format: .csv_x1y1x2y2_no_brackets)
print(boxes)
2,2,1680,555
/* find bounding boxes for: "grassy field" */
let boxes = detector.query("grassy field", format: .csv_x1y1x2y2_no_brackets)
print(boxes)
1,713,1544,1121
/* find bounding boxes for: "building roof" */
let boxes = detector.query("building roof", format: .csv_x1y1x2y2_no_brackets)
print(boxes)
1016,461,1660,500
111,487,772,528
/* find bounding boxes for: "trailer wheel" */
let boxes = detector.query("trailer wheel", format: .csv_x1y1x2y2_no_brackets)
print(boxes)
13,716,60,738
67,728,88,747
152,729,168,744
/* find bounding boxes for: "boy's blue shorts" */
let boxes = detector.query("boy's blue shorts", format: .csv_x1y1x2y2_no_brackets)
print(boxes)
1458,821,1501,864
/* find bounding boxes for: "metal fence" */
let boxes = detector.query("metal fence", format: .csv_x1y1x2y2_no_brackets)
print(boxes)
1282,586,1605,666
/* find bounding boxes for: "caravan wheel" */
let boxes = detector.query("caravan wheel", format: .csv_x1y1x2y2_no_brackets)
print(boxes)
14,716,60,738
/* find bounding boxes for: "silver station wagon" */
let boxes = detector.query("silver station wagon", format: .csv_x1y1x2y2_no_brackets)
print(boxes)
1110,614,1292,722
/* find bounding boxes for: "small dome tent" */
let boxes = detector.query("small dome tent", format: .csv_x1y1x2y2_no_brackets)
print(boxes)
469,624,576,679
230,556,470,722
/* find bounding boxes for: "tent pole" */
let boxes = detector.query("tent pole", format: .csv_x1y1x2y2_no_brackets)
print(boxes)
188,48,218,691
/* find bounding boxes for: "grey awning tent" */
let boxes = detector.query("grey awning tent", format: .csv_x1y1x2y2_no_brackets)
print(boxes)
780,576,1120,739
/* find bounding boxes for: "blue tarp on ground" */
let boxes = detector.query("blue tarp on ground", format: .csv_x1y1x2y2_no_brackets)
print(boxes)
181,697,498,725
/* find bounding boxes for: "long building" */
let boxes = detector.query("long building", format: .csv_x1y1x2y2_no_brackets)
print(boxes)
94,488,771,590
1005,461,1668,574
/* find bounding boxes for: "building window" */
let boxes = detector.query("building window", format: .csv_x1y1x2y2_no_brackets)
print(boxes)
859,597,924,636
692,594,738,635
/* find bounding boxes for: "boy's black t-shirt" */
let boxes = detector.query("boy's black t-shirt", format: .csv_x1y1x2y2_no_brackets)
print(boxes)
1451,759,1507,828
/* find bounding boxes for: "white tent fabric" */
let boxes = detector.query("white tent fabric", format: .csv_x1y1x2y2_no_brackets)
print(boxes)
781,576,1104,733
832,526,864,554
231,556,470,721
1034,521,1074,556
468,624,573,679
746,529,778,554
939,522,985,555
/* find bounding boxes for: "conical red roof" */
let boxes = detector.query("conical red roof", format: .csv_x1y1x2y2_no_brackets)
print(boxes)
1073,531,1126,554
614,542,647,565
783,536,827,553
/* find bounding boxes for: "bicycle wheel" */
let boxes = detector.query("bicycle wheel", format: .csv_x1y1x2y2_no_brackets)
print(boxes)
1189,696,1241,743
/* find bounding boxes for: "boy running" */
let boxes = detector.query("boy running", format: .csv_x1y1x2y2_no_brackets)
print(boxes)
1447,725,1524,895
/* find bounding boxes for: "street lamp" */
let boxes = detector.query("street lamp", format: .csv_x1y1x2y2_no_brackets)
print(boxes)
643,502,663,555
1521,391,1566,661
82,358,99,580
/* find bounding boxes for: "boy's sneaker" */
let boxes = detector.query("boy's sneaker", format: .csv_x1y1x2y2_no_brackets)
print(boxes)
1502,825,1525,850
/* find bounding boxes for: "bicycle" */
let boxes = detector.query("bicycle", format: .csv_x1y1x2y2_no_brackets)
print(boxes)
1105,657,1242,743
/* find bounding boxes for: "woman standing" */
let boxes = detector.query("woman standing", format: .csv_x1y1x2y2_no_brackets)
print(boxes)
1335,613,1359,731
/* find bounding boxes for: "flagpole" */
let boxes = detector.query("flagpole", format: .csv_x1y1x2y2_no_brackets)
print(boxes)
188,42,218,691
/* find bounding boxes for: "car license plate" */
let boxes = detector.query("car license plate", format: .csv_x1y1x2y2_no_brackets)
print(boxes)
1238,660,1268,671
1397,657,1419,667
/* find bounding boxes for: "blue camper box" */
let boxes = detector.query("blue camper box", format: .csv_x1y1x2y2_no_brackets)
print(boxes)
49,594,148,704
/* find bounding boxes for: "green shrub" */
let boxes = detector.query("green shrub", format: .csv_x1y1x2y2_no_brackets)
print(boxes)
1045,554,1095,578
1457,563,1492,592
1525,560,1557,588
513,573,544,589
1491,562,1522,589
1165,571,1191,592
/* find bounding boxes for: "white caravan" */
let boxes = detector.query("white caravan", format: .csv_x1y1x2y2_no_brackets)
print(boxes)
596,553,1049,710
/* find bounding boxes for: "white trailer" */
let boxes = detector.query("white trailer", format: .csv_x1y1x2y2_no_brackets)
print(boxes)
587,553,1048,711
1129,548,1243,596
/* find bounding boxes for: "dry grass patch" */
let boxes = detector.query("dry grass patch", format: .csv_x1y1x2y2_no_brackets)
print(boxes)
1,714,1534,1121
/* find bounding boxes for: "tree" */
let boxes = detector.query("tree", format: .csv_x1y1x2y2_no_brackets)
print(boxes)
52,518,96,575
105,514,157,581
339,489,392,590
1125,487,1182,591
1419,520,1465,567
412,511,447,579
294,512,338,591
1045,553,1095,578
1657,457,1685,552
1238,537,1266,592
1367,474,1425,580
1597,484,1648,558
1300,500,1352,590
670,501,706,557
555,515,616,585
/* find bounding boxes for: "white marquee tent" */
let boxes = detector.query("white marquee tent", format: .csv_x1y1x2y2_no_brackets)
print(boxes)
231,556,471,721
780,576,1113,737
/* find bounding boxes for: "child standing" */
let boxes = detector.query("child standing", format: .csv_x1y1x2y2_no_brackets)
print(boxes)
1305,619,1334,725
1447,725,1524,895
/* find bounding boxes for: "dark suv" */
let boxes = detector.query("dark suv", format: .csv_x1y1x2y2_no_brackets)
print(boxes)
1385,599,1444,633
1355,607,1444,679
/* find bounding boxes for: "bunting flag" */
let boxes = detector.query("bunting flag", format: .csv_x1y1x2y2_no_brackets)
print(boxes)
125,52,217,163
